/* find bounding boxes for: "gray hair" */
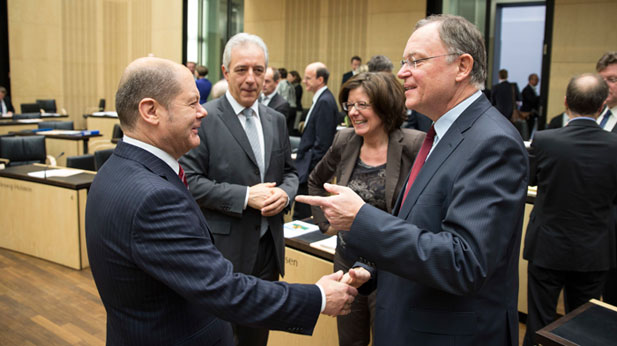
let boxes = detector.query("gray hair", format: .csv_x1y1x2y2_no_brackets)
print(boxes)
269,67,280,82
222,33,269,71
566,73,608,116
367,55,394,72
596,51,617,72
416,14,487,90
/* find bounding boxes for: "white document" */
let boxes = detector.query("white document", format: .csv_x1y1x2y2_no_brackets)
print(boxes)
309,236,337,255
28,169,83,178
41,130,81,135
16,119,43,123
91,111,118,117
284,220,319,238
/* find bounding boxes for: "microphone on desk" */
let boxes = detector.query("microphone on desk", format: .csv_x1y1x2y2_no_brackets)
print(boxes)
44,152,65,179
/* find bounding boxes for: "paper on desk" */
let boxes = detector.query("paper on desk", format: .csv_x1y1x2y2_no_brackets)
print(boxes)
17,119,43,123
92,111,118,117
309,235,337,255
42,130,81,135
28,169,82,178
284,220,319,238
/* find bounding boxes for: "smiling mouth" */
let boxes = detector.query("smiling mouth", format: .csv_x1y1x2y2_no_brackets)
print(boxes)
353,120,367,125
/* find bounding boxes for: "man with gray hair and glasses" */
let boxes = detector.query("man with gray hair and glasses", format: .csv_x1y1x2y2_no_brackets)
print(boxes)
297,14,528,345
181,33,300,346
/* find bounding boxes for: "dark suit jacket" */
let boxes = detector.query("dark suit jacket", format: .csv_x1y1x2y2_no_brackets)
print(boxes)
266,92,291,123
491,81,521,119
346,94,528,346
520,84,539,113
547,112,567,129
180,96,297,277
309,128,425,230
86,141,320,345
404,110,432,132
296,88,339,183
1,96,14,113
342,71,353,85
524,119,617,271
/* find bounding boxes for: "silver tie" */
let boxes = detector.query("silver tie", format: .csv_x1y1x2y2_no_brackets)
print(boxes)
243,108,264,181
243,108,268,237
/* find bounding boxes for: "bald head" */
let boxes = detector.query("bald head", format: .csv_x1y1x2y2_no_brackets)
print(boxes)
565,73,609,117
304,62,329,93
116,57,186,130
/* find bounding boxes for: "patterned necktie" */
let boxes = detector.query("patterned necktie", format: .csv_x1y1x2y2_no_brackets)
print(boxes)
243,108,264,181
400,125,436,210
178,164,188,189
599,109,613,129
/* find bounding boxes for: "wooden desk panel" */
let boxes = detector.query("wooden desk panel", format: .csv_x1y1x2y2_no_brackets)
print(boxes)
0,123,37,135
268,247,338,346
86,116,118,141
46,137,82,166
0,176,86,269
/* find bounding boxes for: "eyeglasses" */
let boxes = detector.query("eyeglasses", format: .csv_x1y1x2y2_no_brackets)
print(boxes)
342,101,371,112
400,53,459,69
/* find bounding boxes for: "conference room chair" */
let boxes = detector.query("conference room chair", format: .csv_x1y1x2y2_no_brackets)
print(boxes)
66,154,96,171
98,98,106,111
38,121,74,130
20,103,41,114
36,99,57,113
0,135,54,167
111,124,123,141
94,149,114,171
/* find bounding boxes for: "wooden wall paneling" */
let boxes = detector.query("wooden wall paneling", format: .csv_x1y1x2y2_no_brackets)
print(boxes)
547,0,617,120
102,0,129,116
151,0,182,62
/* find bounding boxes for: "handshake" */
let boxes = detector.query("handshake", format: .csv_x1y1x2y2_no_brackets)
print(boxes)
316,267,371,316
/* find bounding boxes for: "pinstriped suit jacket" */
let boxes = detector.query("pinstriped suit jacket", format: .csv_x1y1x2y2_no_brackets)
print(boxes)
86,141,320,345
346,95,528,346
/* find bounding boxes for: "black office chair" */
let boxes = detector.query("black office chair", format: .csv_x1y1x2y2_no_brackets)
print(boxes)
38,121,74,130
98,98,106,111
289,136,301,154
112,123,123,140
13,113,42,120
0,135,49,167
66,154,96,171
94,149,114,170
36,99,57,113
20,103,41,114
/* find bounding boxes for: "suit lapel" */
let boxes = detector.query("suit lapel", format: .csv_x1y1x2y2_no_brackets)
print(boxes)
259,104,274,172
384,130,404,213
217,97,260,168
338,134,362,186
397,95,489,219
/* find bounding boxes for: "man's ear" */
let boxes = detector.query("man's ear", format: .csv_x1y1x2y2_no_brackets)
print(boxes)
221,65,229,81
454,53,474,82
138,98,160,126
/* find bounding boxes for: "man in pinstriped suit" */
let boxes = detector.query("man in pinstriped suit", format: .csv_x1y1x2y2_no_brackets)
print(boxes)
85,57,362,346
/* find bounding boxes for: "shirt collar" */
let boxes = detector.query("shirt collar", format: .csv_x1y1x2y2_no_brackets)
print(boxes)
226,90,260,117
312,85,328,104
123,135,179,174
568,116,597,124
433,90,482,142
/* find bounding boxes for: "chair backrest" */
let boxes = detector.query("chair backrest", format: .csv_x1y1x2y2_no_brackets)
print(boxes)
38,121,74,130
36,99,57,113
20,103,41,114
94,149,114,170
66,154,96,171
98,98,106,111
0,135,47,166
13,113,41,120
112,123,123,139
289,136,301,153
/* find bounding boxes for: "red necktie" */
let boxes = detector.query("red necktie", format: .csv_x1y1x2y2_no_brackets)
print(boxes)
178,165,189,189
400,125,436,209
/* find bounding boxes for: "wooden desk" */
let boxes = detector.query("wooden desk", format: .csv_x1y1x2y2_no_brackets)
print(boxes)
14,132,103,167
536,299,617,345
0,120,38,135
84,113,118,142
0,164,95,270
269,231,338,346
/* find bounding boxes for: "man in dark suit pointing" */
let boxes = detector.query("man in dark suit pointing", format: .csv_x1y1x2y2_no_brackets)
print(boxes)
86,56,361,346
297,14,528,346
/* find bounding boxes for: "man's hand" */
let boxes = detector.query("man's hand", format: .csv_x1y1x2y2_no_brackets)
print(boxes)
248,182,276,210
295,183,365,231
340,267,371,289
316,271,357,316
261,187,288,217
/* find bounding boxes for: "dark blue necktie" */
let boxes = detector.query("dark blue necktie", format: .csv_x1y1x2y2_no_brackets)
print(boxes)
599,110,612,129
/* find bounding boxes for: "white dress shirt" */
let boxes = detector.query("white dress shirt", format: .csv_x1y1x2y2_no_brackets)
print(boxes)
123,135,180,175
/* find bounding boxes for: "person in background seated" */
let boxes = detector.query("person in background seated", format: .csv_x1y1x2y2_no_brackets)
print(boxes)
0,86,15,117
309,72,424,346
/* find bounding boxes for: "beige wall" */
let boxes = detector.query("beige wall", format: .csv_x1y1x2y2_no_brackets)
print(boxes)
8,0,182,129
245,0,425,107
547,0,617,121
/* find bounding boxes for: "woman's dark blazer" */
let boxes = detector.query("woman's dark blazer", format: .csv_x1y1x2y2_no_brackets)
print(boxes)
308,127,425,231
